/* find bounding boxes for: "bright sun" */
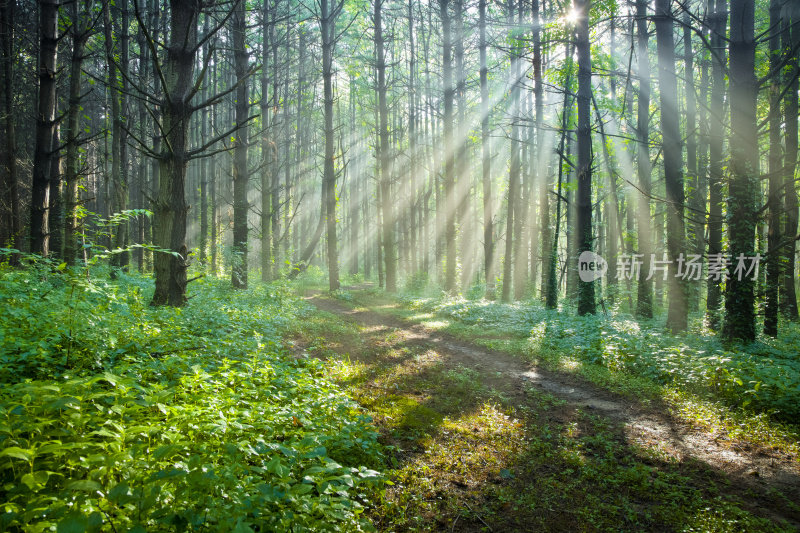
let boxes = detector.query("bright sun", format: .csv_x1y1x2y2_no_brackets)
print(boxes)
563,7,581,25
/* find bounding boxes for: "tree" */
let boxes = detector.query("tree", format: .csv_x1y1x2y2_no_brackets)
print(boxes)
575,0,594,316
321,0,341,291
764,0,782,336
150,0,202,306
375,0,396,292
706,0,727,327
780,2,799,320
440,0,456,293
231,0,250,289
29,0,59,257
63,0,95,264
0,0,19,258
655,0,687,332
635,0,653,318
723,0,758,341
479,0,494,299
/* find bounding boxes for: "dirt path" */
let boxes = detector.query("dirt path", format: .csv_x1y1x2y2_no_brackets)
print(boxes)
304,290,800,530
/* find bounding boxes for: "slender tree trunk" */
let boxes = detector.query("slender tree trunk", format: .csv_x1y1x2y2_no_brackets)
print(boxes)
64,0,89,265
375,0,395,292
440,0,456,293
322,0,340,291
102,0,124,266
707,0,726,327
30,0,59,257
261,0,273,281
547,42,574,310
635,0,653,318
683,9,701,312
231,0,250,289
781,4,799,319
479,0,494,298
151,0,200,306
0,0,19,258
535,0,549,303
502,0,521,303
655,0,687,332
271,0,282,280
723,0,757,341
575,0,594,315
764,0,782,336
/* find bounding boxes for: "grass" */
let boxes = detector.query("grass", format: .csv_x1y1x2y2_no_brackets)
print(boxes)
293,288,798,532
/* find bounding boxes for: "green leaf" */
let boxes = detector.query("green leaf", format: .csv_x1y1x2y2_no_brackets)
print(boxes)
65,479,103,492
0,447,33,462
266,456,290,477
57,511,88,533
21,470,49,490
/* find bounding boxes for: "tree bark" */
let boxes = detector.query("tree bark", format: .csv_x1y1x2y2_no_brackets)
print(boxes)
479,0,494,298
231,0,249,289
30,0,59,257
375,0,395,292
322,0,340,291
635,0,653,318
764,0,782,336
151,0,200,306
706,0,726,327
723,0,757,342
63,0,91,265
0,0,19,258
655,0,687,332
780,3,799,320
575,0,594,315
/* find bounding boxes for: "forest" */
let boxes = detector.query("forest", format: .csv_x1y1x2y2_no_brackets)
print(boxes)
0,0,799,530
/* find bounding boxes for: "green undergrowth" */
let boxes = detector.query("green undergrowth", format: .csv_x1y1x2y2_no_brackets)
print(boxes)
0,263,385,531
295,292,796,532
360,290,800,456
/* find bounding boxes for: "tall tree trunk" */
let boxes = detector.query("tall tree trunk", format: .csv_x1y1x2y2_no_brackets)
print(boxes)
723,0,757,341
655,0,687,332
0,0,19,258
151,0,200,306
502,0,521,303
30,0,59,257
575,0,594,315
635,0,653,318
440,0,456,293
103,0,123,266
683,9,701,312
116,1,130,268
261,0,273,281
64,0,90,265
322,0,340,291
706,0,726,327
231,0,249,289
535,0,549,303
199,13,209,269
479,0,494,298
547,42,574,310
375,0,395,292
781,4,799,319
271,0,282,280
764,0,782,336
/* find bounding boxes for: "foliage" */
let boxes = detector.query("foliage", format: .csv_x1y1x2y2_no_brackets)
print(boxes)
0,265,385,531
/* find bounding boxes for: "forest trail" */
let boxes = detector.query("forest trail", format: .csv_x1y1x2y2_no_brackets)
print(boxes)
299,287,800,531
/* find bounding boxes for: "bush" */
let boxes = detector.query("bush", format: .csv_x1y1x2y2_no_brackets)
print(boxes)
0,267,386,531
